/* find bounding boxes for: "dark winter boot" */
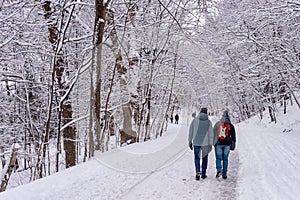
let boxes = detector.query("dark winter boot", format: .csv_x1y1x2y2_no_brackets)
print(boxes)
195,172,201,180
201,174,207,179
222,175,227,180
216,171,222,178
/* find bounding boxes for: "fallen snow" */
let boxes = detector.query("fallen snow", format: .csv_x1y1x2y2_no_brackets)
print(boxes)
0,105,299,200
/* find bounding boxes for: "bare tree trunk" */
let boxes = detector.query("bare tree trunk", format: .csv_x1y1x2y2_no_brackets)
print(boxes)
119,74,137,143
144,87,151,140
285,82,300,109
33,57,55,179
56,105,62,172
42,1,77,169
94,0,112,150
289,94,293,106
268,106,276,123
33,1,58,180
0,144,19,192
284,99,287,114
107,10,137,145
157,84,169,136
88,56,95,157
159,43,178,137
278,65,300,109
61,102,76,167
102,58,117,150
138,102,145,141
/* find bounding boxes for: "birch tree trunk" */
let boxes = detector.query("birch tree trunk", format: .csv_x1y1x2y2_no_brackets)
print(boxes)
107,9,137,145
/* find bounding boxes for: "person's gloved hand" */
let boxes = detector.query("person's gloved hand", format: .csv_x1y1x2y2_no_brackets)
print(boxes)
189,143,193,150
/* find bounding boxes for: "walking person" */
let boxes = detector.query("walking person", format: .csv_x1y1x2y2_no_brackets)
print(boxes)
188,107,214,180
174,114,179,124
213,110,236,179
192,112,196,118
170,114,174,123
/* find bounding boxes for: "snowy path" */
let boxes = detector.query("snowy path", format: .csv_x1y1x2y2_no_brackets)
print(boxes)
91,122,241,200
0,122,241,200
94,123,188,174
121,144,240,200
1,106,300,200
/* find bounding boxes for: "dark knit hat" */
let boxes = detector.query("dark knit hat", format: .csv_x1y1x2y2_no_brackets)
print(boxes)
221,110,231,123
200,107,208,114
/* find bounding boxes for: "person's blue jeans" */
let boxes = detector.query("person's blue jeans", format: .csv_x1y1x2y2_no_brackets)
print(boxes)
215,145,230,176
194,146,209,175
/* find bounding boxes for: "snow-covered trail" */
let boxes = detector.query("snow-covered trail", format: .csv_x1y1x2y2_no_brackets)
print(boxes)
121,123,240,200
1,106,300,200
121,146,240,200
0,122,241,200
94,123,188,174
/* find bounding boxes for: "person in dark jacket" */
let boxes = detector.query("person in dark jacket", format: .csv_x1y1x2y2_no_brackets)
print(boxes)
213,110,236,179
188,107,214,180
174,114,179,124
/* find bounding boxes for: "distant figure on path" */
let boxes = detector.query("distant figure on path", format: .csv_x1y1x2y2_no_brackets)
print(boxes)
170,114,174,123
188,107,214,180
175,114,179,124
192,112,196,118
213,110,236,180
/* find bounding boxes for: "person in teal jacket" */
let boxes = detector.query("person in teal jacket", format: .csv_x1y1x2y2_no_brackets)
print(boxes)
188,107,214,180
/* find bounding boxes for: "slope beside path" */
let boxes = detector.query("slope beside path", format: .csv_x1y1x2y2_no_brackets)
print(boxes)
236,106,300,200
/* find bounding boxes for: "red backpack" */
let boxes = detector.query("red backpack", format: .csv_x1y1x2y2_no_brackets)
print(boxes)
218,121,230,140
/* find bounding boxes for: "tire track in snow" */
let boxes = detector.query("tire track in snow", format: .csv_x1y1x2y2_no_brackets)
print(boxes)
118,124,189,199
119,148,189,199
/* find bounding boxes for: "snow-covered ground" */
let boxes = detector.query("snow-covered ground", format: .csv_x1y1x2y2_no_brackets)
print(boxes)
1,105,299,200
